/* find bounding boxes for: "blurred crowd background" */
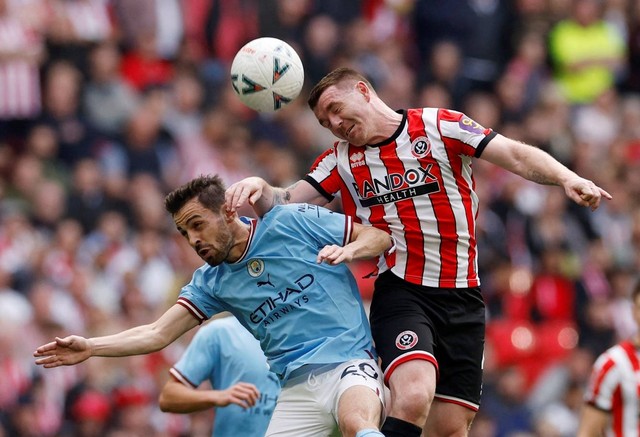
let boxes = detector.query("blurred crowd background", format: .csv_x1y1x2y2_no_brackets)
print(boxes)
0,0,639,436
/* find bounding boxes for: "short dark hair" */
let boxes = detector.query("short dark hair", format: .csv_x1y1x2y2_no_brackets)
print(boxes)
164,174,226,215
307,67,373,110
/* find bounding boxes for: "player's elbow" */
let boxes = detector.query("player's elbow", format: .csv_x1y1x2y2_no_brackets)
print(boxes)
158,391,176,412
158,392,173,413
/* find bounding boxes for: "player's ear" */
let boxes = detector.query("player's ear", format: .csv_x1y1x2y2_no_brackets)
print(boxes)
221,204,236,223
356,81,371,101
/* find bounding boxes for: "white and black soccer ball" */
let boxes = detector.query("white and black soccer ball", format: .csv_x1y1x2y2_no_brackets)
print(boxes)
230,37,304,113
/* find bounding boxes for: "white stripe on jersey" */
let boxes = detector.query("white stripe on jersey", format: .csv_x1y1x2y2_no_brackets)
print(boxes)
169,367,196,388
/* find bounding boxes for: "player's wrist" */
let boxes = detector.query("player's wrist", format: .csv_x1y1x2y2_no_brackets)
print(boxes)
86,337,96,357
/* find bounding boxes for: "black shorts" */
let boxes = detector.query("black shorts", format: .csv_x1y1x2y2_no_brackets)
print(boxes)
369,270,485,409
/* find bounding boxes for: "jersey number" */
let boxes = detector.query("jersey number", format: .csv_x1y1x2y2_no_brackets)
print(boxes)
341,362,378,380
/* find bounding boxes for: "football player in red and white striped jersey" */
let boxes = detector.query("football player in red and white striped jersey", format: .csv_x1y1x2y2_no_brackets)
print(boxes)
578,279,640,437
225,67,611,437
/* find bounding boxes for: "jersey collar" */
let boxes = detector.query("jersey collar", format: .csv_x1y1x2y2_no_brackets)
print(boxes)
232,217,257,264
366,109,407,148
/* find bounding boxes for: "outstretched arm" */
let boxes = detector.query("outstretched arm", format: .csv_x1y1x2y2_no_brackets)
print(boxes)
158,378,260,413
480,134,612,210
317,223,393,265
225,177,328,216
33,305,199,368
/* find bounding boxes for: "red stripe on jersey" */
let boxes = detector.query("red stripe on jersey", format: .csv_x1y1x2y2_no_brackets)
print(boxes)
612,385,623,437
620,341,640,390
433,395,479,412
437,109,478,282
410,109,457,283
376,136,425,280
339,173,360,222
592,357,616,400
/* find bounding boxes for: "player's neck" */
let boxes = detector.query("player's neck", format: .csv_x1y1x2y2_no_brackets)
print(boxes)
227,220,252,263
366,106,403,145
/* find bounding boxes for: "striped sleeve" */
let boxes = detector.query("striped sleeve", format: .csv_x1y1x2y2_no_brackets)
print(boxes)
437,109,494,157
307,144,341,198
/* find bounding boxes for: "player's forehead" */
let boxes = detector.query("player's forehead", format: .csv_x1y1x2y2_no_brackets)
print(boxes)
317,83,352,108
174,198,210,227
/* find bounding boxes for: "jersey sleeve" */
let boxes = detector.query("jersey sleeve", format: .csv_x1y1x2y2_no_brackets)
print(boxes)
305,144,340,201
170,323,220,387
437,109,496,158
177,266,227,324
584,351,619,411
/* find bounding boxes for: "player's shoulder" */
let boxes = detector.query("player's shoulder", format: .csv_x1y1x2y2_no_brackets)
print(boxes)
263,203,335,228
594,341,632,366
269,203,326,216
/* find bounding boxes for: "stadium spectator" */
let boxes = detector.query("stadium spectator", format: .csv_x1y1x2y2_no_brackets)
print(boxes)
0,0,45,146
38,61,99,168
44,0,113,74
547,0,627,105
82,41,138,140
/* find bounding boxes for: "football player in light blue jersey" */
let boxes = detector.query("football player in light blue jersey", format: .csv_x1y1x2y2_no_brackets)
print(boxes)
34,174,393,437
158,316,280,437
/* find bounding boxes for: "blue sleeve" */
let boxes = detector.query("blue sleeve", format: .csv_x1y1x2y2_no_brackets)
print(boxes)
173,324,220,387
178,266,228,322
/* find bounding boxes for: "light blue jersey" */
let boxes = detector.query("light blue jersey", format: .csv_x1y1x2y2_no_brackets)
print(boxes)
177,204,377,383
169,317,280,437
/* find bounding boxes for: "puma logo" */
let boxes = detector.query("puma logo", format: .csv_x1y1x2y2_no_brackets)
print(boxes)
257,274,274,288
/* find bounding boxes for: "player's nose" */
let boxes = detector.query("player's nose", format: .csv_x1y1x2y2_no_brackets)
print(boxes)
187,231,200,248
328,113,342,129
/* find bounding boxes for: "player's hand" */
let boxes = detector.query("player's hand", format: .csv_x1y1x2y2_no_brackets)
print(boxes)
218,382,260,408
33,335,92,368
564,177,612,211
317,244,354,265
225,177,266,213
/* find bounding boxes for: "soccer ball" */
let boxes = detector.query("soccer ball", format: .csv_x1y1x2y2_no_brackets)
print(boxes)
230,37,304,113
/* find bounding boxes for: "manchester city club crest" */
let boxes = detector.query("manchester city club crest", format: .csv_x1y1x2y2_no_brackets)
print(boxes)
411,136,431,158
247,259,265,277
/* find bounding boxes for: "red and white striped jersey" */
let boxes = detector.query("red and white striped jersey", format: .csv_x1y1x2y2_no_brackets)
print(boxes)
306,108,495,288
584,341,640,437
0,15,42,119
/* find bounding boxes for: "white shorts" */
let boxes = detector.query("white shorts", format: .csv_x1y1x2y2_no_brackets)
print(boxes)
266,359,385,437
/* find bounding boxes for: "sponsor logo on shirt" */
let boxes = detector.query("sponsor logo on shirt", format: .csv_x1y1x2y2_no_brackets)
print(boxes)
249,274,314,326
350,151,366,168
458,116,485,134
352,164,440,206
